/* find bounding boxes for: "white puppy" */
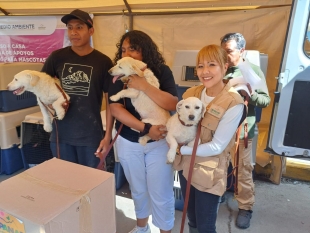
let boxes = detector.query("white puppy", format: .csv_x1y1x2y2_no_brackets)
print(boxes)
166,97,206,163
7,70,70,132
109,57,170,145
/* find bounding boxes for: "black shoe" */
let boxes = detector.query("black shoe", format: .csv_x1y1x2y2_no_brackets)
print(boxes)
236,209,253,229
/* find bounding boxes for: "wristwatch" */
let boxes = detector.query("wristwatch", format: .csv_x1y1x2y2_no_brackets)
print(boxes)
139,123,152,137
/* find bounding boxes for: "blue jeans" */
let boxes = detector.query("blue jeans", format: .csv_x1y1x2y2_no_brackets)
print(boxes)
179,170,220,233
50,142,100,168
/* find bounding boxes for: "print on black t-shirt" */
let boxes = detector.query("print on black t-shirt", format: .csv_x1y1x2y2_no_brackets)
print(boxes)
61,63,93,96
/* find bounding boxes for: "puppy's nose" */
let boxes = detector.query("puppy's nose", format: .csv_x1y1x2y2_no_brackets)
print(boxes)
108,70,112,75
188,115,195,120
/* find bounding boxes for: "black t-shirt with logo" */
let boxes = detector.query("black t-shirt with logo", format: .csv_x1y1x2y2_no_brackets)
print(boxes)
42,47,113,147
108,64,178,143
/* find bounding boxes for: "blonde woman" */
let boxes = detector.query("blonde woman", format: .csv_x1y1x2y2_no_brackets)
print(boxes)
176,45,246,233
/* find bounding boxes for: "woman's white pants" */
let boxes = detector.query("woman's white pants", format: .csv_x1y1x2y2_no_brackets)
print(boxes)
116,136,175,231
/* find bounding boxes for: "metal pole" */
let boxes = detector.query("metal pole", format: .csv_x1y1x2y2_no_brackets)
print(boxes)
123,0,133,31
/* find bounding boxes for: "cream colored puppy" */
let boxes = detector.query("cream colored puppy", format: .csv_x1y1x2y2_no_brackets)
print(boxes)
109,57,170,145
7,70,70,132
166,97,206,163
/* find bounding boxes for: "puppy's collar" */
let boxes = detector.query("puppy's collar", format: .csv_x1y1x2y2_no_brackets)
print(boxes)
178,114,194,127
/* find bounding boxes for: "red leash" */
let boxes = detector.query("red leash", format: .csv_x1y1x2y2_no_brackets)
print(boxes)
96,124,123,170
40,83,70,159
180,120,202,233
97,83,128,170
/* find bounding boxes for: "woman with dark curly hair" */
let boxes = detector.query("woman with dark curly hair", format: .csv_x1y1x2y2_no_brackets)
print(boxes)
108,30,178,233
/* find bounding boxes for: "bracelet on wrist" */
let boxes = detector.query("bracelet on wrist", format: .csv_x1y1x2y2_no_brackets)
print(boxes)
139,123,152,137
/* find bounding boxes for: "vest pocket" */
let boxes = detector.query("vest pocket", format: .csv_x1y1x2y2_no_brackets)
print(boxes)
185,157,220,189
201,114,220,131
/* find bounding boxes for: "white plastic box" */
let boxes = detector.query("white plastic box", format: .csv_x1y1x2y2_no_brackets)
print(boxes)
0,106,40,174
0,158,116,233
0,106,40,150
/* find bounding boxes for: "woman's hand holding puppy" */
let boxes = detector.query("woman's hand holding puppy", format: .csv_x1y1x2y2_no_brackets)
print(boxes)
148,124,167,141
127,74,150,92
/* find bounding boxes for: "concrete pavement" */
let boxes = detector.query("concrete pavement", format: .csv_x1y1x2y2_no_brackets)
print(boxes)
1,169,309,233
116,179,310,233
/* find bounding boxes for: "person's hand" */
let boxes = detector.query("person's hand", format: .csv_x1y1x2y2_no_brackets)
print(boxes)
127,74,150,92
148,125,167,141
246,83,252,95
95,138,110,159
239,83,252,97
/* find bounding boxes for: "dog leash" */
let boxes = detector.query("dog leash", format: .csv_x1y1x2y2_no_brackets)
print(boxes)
40,83,70,115
40,83,70,159
226,95,248,195
54,83,70,112
226,124,242,194
96,124,123,170
180,120,202,233
96,83,128,170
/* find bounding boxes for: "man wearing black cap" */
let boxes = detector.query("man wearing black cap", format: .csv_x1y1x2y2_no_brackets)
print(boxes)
41,9,114,168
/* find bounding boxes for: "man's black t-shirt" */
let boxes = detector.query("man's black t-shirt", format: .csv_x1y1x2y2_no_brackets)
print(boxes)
108,64,178,143
42,47,113,147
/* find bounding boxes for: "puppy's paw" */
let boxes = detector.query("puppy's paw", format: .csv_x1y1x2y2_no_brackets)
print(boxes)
166,150,176,164
166,159,173,164
110,94,120,102
44,123,53,132
138,137,148,146
56,110,65,120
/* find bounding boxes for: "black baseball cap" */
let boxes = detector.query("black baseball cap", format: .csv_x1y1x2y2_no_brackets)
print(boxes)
61,9,93,28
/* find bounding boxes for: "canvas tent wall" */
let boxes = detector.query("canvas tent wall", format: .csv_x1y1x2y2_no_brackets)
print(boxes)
0,0,293,180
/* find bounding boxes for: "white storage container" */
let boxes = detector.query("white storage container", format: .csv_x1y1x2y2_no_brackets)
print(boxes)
0,106,40,149
0,106,40,174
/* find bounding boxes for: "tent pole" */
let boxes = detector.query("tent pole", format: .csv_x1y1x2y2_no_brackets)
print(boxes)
0,7,9,15
123,0,133,31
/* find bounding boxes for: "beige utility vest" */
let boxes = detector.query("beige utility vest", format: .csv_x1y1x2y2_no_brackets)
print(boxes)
175,81,244,196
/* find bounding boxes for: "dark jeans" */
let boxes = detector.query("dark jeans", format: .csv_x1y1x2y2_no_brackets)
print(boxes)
179,170,220,233
50,142,100,168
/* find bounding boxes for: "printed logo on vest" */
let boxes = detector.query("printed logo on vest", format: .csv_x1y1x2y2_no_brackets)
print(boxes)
207,104,225,118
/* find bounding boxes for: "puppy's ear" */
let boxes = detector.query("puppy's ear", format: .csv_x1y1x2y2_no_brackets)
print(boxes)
176,100,184,114
28,72,40,86
131,64,144,77
201,102,207,118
